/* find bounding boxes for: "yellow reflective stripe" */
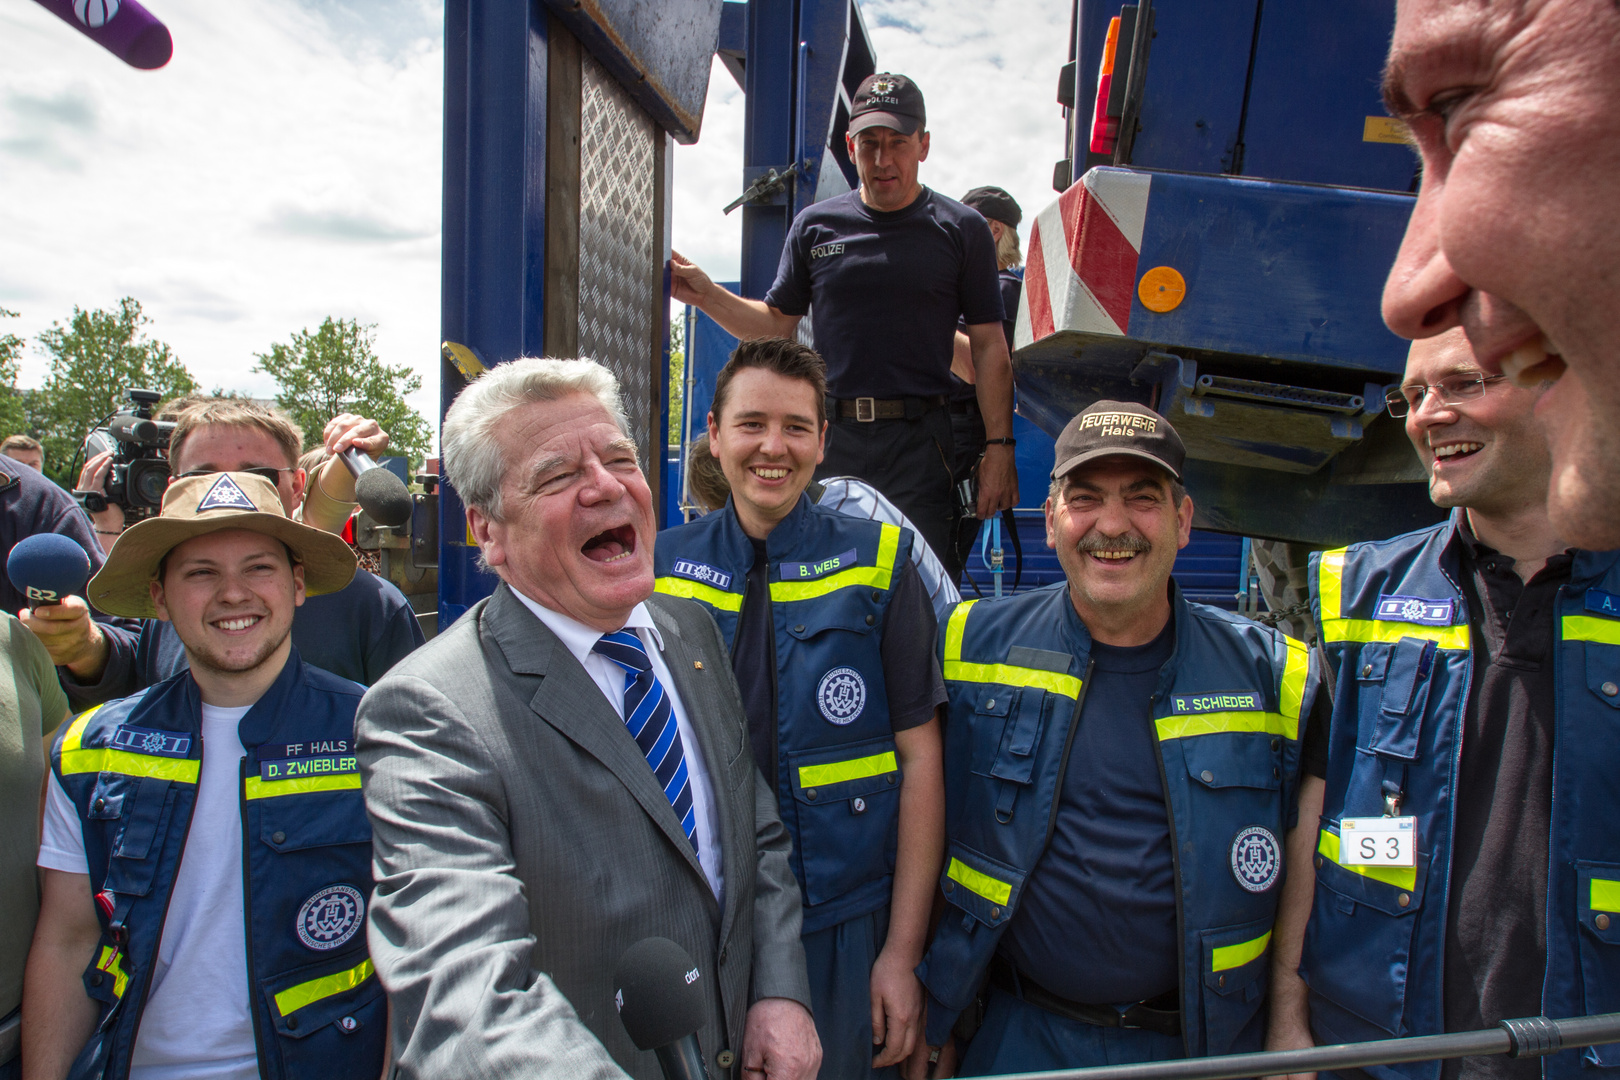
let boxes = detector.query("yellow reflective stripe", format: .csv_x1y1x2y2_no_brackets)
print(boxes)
1156,710,1297,742
940,600,1081,698
797,751,897,789
274,957,375,1018
60,747,199,783
654,576,743,612
770,524,902,602
244,773,362,801
60,706,100,753
947,856,1012,906
1280,637,1309,721
1318,549,1346,622
1317,547,1468,649
1564,615,1620,646
1212,930,1272,972
96,945,129,998
944,660,1082,699
943,601,977,662
1321,618,1470,649
1318,829,1416,891
1591,879,1620,913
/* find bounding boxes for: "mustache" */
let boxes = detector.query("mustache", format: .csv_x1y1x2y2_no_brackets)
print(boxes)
1075,533,1153,555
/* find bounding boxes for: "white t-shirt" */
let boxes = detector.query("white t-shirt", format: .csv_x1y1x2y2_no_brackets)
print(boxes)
41,703,259,1080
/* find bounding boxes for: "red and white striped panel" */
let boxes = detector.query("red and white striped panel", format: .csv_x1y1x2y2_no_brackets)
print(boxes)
1016,168,1151,350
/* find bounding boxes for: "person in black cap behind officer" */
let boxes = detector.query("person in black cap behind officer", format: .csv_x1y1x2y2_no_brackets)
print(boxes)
948,187,1023,573
672,73,1018,584
913,401,1322,1077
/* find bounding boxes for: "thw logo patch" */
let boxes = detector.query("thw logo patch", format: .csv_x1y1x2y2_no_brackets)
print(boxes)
197,474,256,512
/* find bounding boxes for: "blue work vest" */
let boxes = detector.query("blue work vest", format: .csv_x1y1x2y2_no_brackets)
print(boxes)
1303,517,1620,1080
655,496,915,932
917,582,1316,1054
50,650,383,1080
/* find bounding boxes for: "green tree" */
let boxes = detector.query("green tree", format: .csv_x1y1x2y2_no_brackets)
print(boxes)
32,298,196,480
254,317,431,470
0,309,29,442
668,313,686,446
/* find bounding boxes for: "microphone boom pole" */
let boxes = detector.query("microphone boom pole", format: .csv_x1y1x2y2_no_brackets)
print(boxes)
977,1013,1620,1080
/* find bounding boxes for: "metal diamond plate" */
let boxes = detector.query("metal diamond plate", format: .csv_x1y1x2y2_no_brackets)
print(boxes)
579,54,657,461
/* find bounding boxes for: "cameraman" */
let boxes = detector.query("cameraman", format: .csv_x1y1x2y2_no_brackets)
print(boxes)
22,400,424,708
77,409,391,545
0,454,105,617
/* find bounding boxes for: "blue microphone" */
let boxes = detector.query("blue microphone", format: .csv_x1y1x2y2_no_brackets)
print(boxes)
8,533,93,607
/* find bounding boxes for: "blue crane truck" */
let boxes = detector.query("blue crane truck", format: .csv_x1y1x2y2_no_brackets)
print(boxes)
429,0,1436,637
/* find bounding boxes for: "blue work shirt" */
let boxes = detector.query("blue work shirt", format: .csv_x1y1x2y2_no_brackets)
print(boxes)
1000,617,1179,1004
764,188,1004,400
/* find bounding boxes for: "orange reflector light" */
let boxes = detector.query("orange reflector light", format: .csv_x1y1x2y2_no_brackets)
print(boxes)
1138,266,1187,313
1089,16,1122,155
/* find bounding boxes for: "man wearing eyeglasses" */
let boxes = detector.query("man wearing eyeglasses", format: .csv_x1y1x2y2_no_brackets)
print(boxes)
22,400,425,708
1265,326,1620,1080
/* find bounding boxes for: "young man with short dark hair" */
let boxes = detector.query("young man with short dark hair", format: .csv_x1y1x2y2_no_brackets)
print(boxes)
656,337,946,1078
24,471,383,1080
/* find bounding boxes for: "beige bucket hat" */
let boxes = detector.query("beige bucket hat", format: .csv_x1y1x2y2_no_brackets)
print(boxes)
88,471,357,619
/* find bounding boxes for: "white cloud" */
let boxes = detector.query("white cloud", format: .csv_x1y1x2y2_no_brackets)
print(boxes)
0,0,443,431
2,0,1072,452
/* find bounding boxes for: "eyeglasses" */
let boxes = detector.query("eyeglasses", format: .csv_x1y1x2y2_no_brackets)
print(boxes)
1384,373,1507,417
176,467,295,486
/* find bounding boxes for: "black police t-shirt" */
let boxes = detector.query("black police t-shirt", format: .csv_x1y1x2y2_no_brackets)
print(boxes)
764,188,1004,400
951,268,1024,405
1000,618,1180,1005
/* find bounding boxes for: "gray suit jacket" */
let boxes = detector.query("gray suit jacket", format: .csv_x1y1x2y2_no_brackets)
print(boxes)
356,584,811,1079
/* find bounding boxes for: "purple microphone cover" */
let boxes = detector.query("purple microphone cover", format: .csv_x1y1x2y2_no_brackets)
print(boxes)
7,532,92,606
31,0,174,70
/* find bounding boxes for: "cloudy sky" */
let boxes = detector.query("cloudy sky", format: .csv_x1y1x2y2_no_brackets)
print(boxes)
0,0,1071,445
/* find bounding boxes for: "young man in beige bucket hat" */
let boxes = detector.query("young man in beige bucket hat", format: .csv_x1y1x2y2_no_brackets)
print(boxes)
25,472,389,1080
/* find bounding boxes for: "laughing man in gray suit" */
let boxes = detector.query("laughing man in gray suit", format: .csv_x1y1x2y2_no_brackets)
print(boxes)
356,358,821,1079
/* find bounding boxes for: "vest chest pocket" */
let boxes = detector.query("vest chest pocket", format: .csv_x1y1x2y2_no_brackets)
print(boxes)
1574,862,1620,1066
787,736,901,906
1344,641,1433,818
261,952,386,1074
1583,641,1620,711
95,775,178,898
939,842,1024,931
256,789,371,852
1183,736,1281,792
1201,916,1275,1056
1302,823,1429,1036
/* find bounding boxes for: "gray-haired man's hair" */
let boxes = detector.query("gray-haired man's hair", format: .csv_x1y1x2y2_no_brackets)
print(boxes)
442,356,631,522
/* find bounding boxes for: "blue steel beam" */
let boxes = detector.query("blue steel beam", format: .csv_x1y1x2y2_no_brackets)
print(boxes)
438,0,551,629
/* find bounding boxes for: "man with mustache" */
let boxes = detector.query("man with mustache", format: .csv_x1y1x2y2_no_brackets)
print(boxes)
1266,328,1620,1080
912,401,1321,1076
1379,0,1620,549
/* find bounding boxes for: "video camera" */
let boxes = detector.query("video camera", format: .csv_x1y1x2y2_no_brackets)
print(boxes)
78,388,175,523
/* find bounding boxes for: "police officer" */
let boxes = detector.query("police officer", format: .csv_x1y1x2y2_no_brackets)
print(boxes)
655,338,946,1078
949,186,1023,572
671,72,1018,583
23,471,383,1080
1268,328,1620,1080
915,401,1321,1076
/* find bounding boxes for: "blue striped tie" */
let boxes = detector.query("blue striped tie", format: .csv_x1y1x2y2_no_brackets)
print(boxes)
592,630,698,851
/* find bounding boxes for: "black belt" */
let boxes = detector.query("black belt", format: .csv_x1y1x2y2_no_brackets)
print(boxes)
828,394,947,422
989,956,1181,1039
948,397,981,416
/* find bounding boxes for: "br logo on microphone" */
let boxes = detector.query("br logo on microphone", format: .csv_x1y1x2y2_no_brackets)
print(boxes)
25,585,61,603
74,0,120,28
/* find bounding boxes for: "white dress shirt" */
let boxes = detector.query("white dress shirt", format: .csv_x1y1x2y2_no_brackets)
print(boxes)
511,590,724,900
